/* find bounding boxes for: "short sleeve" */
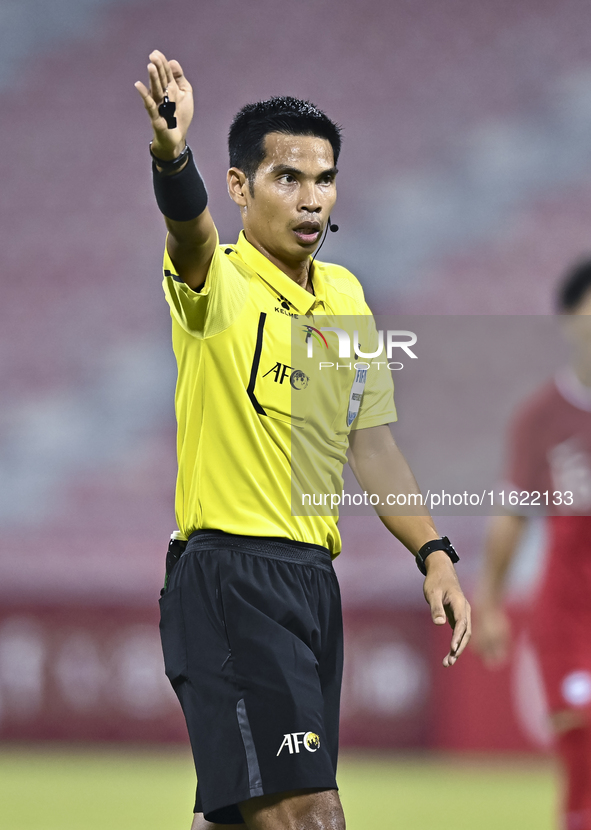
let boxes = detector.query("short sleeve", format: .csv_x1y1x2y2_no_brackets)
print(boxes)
505,399,549,493
351,307,397,430
162,230,250,339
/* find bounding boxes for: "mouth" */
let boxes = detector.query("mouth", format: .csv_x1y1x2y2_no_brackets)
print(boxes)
292,222,322,245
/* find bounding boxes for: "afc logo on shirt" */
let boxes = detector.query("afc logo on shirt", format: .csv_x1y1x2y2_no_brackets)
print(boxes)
263,362,309,390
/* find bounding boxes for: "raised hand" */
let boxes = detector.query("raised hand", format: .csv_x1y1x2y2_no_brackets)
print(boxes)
134,50,194,160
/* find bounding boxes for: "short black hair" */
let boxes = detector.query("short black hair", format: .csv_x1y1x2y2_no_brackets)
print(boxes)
228,96,342,190
556,259,591,312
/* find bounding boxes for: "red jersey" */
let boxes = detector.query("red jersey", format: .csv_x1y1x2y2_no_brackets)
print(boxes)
508,367,591,516
508,366,591,589
507,368,591,711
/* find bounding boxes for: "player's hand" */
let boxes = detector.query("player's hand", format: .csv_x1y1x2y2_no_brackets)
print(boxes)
134,50,194,160
472,604,511,668
423,551,471,667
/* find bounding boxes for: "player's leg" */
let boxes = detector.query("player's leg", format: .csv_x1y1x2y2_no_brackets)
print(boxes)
239,787,345,830
191,813,243,830
553,711,591,830
189,790,345,830
531,618,591,830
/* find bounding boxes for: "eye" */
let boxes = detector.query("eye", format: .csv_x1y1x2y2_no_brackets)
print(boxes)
279,174,296,184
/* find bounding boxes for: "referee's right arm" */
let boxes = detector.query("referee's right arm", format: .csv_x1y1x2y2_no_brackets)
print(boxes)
135,50,216,290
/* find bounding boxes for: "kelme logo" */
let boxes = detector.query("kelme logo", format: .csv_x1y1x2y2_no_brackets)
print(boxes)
276,731,321,756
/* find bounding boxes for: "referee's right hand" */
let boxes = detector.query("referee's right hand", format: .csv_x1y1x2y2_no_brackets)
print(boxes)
134,50,194,161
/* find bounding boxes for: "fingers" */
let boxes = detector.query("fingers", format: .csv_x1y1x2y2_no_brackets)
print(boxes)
164,59,175,87
169,59,192,92
169,59,184,79
442,652,456,668
134,80,149,99
134,80,161,122
147,62,164,104
443,598,471,667
148,50,175,101
451,599,471,657
151,49,169,94
428,592,447,626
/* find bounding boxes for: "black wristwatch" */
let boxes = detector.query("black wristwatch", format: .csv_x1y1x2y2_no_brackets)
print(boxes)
415,536,459,576
150,142,190,174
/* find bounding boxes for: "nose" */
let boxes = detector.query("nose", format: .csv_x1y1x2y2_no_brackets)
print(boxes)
298,181,321,213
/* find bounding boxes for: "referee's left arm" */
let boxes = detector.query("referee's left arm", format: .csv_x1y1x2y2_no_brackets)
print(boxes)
348,424,471,667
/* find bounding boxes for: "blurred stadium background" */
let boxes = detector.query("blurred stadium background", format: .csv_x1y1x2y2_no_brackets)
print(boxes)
3,0,591,825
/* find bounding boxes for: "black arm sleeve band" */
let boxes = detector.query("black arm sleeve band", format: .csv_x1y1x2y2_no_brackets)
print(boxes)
152,147,208,222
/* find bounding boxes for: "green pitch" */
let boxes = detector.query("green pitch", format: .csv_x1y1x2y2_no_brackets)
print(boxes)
0,747,557,829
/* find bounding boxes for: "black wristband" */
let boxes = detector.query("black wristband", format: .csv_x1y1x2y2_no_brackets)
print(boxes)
415,536,459,576
152,146,208,222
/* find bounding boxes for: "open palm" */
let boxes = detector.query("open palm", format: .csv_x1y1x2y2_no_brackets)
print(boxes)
134,50,194,158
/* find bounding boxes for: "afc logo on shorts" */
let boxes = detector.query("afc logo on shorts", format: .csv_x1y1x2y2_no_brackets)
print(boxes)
276,731,320,756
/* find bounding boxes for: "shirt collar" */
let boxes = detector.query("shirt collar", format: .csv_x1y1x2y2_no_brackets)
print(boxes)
235,230,325,314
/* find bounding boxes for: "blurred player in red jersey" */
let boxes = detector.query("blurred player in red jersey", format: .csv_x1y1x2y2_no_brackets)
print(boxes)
475,260,591,830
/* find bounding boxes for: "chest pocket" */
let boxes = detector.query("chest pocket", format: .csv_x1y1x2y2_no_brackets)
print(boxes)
247,312,309,426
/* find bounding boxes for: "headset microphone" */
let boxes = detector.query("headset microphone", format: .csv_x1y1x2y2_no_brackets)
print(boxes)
311,216,339,266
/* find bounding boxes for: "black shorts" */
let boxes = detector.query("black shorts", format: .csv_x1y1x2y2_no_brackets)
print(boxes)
158,530,344,825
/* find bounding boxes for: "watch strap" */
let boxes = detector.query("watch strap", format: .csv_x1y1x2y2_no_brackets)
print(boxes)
416,535,459,576
150,142,190,173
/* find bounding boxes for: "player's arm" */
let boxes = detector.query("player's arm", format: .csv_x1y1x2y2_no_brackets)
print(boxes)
472,512,527,667
135,50,216,290
348,424,471,667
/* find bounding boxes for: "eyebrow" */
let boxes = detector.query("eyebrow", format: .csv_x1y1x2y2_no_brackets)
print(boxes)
270,164,338,178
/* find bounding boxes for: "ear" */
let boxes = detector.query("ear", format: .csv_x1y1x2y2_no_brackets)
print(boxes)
227,167,250,206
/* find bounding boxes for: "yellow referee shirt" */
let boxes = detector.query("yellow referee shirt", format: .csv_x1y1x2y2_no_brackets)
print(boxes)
163,230,396,556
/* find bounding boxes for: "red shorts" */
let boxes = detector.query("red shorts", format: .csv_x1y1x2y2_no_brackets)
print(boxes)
530,600,591,715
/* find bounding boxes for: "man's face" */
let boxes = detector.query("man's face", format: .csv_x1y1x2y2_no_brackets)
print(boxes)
229,132,337,266
563,287,591,354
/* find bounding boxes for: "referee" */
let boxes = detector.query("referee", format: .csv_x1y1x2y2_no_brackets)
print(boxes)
135,51,471,830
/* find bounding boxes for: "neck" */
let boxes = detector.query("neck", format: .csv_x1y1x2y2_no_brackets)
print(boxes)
244,233,313,293
571,355,591,388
